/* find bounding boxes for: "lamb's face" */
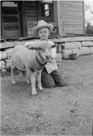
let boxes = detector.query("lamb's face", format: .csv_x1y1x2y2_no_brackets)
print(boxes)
38,46,52,62
36,41,56,63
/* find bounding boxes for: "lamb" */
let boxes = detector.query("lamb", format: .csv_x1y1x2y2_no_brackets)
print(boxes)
11,41,55,95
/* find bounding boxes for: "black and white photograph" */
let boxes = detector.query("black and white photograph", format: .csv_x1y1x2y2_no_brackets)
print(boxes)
0,0,93,135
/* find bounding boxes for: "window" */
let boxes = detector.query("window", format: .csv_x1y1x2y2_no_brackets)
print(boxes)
38,0,54,22
41,3,50,17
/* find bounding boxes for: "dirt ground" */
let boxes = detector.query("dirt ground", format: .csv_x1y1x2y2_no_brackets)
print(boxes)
1,54,93,136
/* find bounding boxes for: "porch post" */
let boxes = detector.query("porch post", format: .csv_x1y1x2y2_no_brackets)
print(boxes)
54,1,64,37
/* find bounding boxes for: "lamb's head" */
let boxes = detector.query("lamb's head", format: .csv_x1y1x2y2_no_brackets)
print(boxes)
26,41,56,66
38,41,56,63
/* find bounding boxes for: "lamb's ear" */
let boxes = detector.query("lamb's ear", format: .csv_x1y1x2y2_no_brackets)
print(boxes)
38,47,44,51
27,46,38,50
51,44,56,48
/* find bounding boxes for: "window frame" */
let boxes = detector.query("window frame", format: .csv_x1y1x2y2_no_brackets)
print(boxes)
37,1,54,22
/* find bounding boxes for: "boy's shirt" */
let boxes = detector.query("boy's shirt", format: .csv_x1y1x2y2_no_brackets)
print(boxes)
25,40,58,74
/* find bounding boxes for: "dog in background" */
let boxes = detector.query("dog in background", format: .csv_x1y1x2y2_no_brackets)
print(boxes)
11,41,55,95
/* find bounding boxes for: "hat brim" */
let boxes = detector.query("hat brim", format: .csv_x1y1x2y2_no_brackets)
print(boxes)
32,24,53,36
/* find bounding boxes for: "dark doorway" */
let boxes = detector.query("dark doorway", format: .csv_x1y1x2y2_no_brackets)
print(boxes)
1,1,22,39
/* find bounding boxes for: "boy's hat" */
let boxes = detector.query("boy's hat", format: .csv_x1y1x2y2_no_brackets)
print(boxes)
32,20,53,36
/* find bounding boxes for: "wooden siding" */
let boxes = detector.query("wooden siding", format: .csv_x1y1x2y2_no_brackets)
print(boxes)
59,1,84,35
0,2,1,38
24,1,37,36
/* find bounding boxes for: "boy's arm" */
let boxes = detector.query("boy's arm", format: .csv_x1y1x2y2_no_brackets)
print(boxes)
25,40,37,48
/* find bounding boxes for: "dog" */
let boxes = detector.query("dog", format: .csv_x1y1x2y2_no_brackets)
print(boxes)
11,41,55,95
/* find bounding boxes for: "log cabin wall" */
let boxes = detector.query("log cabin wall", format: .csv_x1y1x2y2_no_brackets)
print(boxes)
55,0,85,37
24,1,37,37
1,1,85,39
0,2,1,38
24,1,55,37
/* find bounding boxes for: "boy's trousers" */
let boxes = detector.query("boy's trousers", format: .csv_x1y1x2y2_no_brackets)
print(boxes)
41,67,67,88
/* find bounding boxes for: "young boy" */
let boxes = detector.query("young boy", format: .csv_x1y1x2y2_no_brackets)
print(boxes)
32,20,67,88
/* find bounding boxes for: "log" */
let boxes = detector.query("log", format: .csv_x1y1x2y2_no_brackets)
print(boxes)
90,47,93,54
62,48,80,59
72,48,80,56
79,47,91,55
81,41,93,47
52,36,93,43
62,49,72,59
0,51,7,60
64,42,81,49
0,60,6,70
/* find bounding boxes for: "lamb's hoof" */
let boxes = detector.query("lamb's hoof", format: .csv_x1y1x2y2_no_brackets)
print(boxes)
26,80,30,84
12,80,16,85
40,89,43,91
39,86,43,91
32,91,37,96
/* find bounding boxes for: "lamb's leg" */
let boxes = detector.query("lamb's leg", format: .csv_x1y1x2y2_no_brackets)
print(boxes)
26,67,37,95
21,71,30,84
26,78,30,84
26,72,30,84
37,71,43,91
30,72,37,95
11,66,16,84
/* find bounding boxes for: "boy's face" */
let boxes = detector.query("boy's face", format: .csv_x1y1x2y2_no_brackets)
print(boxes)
38,27,50,40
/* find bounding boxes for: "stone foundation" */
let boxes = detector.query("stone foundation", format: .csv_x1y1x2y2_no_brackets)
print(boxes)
52,36,93,59
0,36,93,73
